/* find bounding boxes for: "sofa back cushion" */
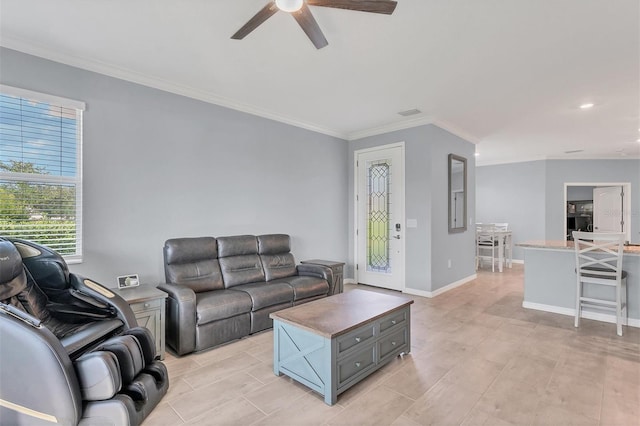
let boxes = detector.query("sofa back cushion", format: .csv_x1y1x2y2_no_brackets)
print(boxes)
164,237,224,292
217,235,266,288
258,234,297,281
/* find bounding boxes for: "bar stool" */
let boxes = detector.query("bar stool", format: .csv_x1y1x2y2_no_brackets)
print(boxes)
572,231,627,336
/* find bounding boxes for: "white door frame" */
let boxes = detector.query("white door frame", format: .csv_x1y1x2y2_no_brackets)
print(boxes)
564,182,631,242
353,142,406,291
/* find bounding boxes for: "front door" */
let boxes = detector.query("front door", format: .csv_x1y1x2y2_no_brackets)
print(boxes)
593,186,623,233
355,144,405,291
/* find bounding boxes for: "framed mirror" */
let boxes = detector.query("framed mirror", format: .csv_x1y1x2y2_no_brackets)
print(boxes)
448,154,467,233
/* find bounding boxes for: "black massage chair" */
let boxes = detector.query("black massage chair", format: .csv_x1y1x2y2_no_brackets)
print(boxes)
0,238,169,425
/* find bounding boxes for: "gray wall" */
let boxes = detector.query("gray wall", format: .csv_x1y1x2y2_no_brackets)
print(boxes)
477,159,640,260
348,125,476,293
567,185,595,201
476,161,547,260
1,48,349,287
545,160,640,243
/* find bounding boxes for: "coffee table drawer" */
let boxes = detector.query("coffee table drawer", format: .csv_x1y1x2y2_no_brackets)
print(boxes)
336,324,375,355
378,310,407,333
337,345,375,386
378,328,407,362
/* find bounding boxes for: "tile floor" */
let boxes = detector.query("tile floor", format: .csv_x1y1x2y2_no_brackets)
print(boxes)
144,265,640,426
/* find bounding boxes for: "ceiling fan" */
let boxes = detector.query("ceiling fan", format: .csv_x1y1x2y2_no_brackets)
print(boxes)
231,0,398,49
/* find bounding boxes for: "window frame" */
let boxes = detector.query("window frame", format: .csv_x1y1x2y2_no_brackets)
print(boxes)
0,84,85,263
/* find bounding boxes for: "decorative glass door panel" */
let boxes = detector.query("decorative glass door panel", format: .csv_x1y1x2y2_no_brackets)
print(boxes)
367,161,391,273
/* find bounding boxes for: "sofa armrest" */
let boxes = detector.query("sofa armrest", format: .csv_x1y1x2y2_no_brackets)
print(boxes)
297,264,334,289
157,283,197,356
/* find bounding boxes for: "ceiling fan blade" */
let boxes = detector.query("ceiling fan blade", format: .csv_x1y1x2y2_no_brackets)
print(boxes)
306,0,397,15
231,1,279,40
292,3,328,49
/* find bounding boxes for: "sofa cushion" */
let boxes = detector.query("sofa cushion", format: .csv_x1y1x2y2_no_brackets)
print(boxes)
196,290,252,325
164,237,224,292
257,234,291,255
233,282,294,311
272,276,329,301
217,235,258,258
165,237,217,264
219,254,266,288
261,253,297,281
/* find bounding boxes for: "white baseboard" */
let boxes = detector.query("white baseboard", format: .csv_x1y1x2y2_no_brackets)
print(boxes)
522,301,640,328
404,274,477,298
512,259,524,265
344,274,477,299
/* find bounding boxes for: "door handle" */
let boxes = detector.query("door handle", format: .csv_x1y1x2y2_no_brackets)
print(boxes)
393,235,401,239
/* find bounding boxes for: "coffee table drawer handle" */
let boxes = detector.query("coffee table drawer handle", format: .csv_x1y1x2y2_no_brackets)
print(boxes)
391,341,397,346
355,362,361,368
391,320,396,325
355,337,361,343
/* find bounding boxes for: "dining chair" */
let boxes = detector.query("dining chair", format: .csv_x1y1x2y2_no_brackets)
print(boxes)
476,224,499,272
491,223,512,268
572,231,627,336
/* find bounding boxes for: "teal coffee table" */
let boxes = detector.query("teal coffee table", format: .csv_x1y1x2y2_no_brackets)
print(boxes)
270,289,413,405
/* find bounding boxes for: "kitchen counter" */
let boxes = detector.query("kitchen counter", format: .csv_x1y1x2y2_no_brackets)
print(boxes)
518,240,639,328
518,240,640,255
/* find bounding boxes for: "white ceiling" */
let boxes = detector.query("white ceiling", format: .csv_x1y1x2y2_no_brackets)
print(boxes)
1,0,638,165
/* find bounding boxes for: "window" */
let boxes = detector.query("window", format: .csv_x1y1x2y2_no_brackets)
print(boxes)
0,85,84,261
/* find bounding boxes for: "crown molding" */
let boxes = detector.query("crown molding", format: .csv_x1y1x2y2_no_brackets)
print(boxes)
346,116,435,140
345,115,481,145
430,118,480,145
545,155,640,161
476,154,640,167
475,156,547,167
1,38,486,146
0,37,347,140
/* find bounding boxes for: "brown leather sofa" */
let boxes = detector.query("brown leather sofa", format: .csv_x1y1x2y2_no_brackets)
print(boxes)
158,234,335,356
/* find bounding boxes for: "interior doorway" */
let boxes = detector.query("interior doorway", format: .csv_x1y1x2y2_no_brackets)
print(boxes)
564,182,631,243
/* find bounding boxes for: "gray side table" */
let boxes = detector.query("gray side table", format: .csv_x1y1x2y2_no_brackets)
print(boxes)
112,285,167,360
301,259,345,295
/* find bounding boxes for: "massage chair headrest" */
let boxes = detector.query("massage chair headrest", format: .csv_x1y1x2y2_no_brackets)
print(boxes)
0,240,27,299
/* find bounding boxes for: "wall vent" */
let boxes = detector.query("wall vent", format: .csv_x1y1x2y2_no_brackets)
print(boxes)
397,109,421,117
564,149,584,154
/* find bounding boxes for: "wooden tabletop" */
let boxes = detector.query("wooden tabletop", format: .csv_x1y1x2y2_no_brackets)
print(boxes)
270,289,414,338
111,285,167,303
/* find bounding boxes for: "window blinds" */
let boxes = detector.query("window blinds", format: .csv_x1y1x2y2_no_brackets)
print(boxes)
0,85,84,260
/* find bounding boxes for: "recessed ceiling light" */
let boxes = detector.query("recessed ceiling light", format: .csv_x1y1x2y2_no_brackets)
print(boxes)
579,103,594,109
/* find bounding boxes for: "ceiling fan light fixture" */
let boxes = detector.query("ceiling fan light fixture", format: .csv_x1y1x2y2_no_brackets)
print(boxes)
275,0,304,12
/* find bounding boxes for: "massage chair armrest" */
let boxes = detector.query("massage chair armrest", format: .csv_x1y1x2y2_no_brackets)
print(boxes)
0,305,83,425
69,273,138,329
157,282,197,356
